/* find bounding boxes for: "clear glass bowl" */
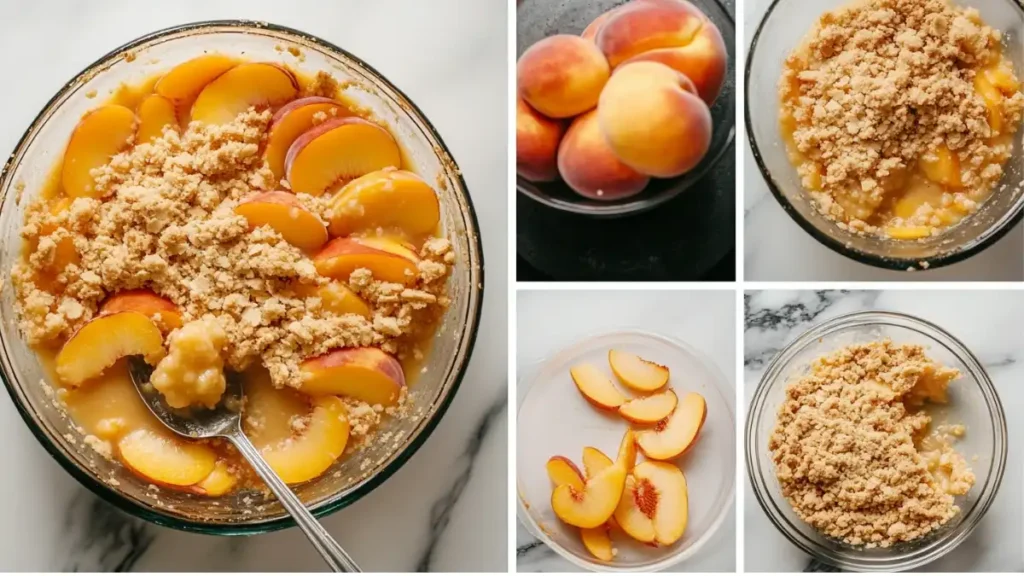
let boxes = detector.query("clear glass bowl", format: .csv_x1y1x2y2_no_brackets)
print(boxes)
0,21,484,534
516,0,736,216
746,0,1024,270
745,311,1007,571
517,330,735,572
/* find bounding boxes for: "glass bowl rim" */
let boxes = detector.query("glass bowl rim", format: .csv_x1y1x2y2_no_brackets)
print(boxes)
515,0,737,217
744,0,1024,271
744,310,1008,571
0,19,485,535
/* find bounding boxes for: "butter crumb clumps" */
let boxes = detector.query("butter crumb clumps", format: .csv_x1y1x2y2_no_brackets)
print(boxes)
769,340,974,548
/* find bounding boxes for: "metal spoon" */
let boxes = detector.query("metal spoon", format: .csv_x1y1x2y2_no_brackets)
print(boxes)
128,357,360,572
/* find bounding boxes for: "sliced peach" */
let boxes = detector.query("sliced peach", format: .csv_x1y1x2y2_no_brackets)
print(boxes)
886,225,933,241
919,144,963,189
614,474,656,542
619,389,678,424
609,349,669,392
190,62,298,125
551,458,627,529
582,446,614,478
298,347,405,406
261,396,351,484
154,54,238,102
636,391,706,460
614,461,689,545
118,429,217,487
293,281,371,318
327,169,440,237
244,365,311,446
570,364,626,409
100,289,183,331
265,97,348,178
55,312,164,387
62,105,137,198
617,428,638,470
975,72,1004,135
136,94,178,144
189,460,238,496
581,525,614,561
285,118,402,195
313,236,419,284
547,456,585,490
235,191,328,251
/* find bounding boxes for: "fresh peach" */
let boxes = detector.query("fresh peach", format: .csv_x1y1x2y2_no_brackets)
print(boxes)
570,363,626,409
919,144,963,189
313,236,420,284
55,312,164,387
558,110,649,200
285,117,402,195
327,169,440,237
188,460,238,496
190,62,298,125
235,191,328,251
135,94,178,144
551,429,633,528
547,455,585,490
516,97,565,182
619,25,727,106
265,97,348,179
581,525,614,561
614,461,689,545
636,391,706,460
298,347,405,406
292,281,371,318
619,389,678,424
598,61,712,177
62,105,137,198
118,429,217,487
609,349,670,392
517,35,610,118
154,54,238,102
101,290,184,331
582,446,614,478
261,396,351,484
617,428,638,470
582,10,616,42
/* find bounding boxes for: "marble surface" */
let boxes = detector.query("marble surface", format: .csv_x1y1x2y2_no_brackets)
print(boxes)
744,290,1024,571
743,0,1024,281
0,0,507,571
516,290,736,572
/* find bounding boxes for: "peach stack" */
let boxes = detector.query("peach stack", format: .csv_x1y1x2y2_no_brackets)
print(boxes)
516,0,727,201
546,349,707,562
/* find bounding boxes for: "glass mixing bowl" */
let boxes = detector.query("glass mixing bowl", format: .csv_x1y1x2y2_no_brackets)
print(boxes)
516,0,736,216
745,311,1007,571
0,21,484,534
746,0,1024,270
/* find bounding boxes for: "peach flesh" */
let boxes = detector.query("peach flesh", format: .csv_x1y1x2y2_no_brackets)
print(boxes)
516,97,565,182
100,289,183,331
557,110,649,200
155,54,238,102
235,191,328,251
327,169,440,237
517,35,610,119
265,97,346,179
285,117,402,195
55,312,165,387
313,237,419,284
62,105,137,199
136,94,178,144
190,62,298,125
299,347,405,406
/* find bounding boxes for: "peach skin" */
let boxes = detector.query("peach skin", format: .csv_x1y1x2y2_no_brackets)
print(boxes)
285,117,402,195
596,0,705,67
598,61,712,177
581,10,617,42
558,110,649,200
101,289,184,331
265,97,347,179
620,23,727,106
517,35,610,118
313,237,419,284
516,97,565,182
298,347,405,406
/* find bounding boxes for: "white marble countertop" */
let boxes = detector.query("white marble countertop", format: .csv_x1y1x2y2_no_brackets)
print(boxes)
516,290,736,572
743,0,1024,281
0,0,507,571
744,290,1024,571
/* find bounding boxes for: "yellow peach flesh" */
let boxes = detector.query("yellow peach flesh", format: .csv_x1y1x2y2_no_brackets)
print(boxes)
155,54,238,102
261,396,351,484
609,349,669,392
118,429,217,487
62,105,137,198
100,290,183,331
234,191,328,251
328,170,440,237
285,118,402,195
293,282,371,318
570,363,626,409
136,94,178,144
55,312,165,387
313,237,420,284
265,97,347,179
190,63,298,125
635,391,707,460
546,456,585,490
618,389,678,423
298,347,405,406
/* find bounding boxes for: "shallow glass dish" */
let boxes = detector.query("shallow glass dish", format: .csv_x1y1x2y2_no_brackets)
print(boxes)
0,21,484,534
517,330,735,572
516,0,736,217
746,0,1024,270
746,311,1006,571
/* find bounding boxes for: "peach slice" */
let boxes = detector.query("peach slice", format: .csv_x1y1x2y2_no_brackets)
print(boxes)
974,72,1004,135
235,191,328,251
189,460,238,496
136,94,178,144
100,289,184,331
614,461,689,545
547,456,585,490
919,145,963,189
261,396,351,484
570,364,626,409
190,62,298,125
154,54,238,102
617,428,638,470
118,429,217,487
298,347,405,406
609,349,669,392
293,281,371,318
55,312,165,387
62,105,137,198
265,97,347,178
551,459,627,529
581,525,614,561
636,391,706,460
285,117,402,195
327,169,440,237
582,446,614,478
313,236,420,284
619,389,678,424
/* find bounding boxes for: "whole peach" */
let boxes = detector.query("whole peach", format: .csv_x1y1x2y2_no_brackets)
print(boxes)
558,110,649,200
517,35,610,118
516,97,565,182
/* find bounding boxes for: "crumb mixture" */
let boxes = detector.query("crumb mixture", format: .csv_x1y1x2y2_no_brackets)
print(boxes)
779,0,1024,235
769,341,975,548
12,109,452,390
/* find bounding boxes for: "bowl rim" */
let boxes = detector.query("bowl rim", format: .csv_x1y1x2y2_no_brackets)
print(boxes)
0,19,485,535
744,310,1008,571
744,0,1024,271
515,0,737,217
515,328,736,572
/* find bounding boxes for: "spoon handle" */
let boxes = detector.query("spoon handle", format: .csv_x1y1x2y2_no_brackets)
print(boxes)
227,431,361,572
